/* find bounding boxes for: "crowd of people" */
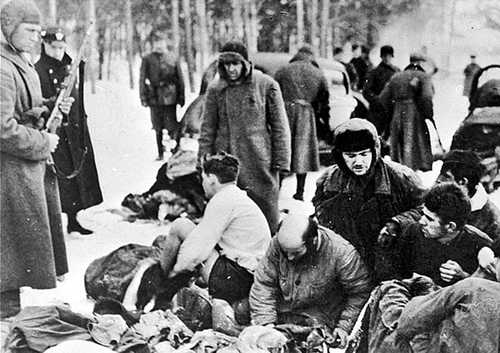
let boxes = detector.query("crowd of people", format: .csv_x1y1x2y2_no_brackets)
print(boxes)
1,0,500,352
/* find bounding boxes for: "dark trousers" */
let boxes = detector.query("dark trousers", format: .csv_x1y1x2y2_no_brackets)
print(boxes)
0,289,20,319
208,256,254,304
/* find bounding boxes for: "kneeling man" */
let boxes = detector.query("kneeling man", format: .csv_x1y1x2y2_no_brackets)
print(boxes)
162,153,271,304
250,212,372,348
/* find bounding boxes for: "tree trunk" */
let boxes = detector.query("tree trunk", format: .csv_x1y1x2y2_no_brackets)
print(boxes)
48,0,57,25
319,0,329,58
196,0,208,71
231,0,244,39
296,0,304,48
182,0,196,93
309,0,318,54
172,0,181,58
87,0,97,93
125,0,134,89
249,0,258,53
97,23,105,80
106,25,114,81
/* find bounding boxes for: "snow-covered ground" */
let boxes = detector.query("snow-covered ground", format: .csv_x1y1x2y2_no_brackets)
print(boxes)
16,71,500,317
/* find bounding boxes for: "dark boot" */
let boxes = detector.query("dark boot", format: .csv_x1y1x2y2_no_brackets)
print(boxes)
155,130,164,160
67,212,93,235
293,173,306,201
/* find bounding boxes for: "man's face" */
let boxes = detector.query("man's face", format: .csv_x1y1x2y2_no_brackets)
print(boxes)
152,39,166,52
382,54,393,65
11,23,41,53
44,40,66,61
223,60,243,81
419,206,447,240
342,148,372,176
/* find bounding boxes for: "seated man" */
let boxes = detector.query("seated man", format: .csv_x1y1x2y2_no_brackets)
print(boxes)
161,152,271,305
249,212,372,348
313,118,425,282
382,149,500,241
394,239,500,353
396,182,493,287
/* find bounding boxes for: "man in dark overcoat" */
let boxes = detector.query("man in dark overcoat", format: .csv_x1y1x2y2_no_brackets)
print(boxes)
274,46,330,201
363,45,400,137
140,30,185,160
463,54,481,97
312,119,425,282
0,0,72,318
379,53,434,171
35,27,103,235
198,41,291,234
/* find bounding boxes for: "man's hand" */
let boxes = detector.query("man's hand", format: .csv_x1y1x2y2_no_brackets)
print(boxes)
58,97,75,115
440,260,468,282
47,133,60,152
478,247,496,276
329,327,349,348
378,221,400,248
141,99,148,107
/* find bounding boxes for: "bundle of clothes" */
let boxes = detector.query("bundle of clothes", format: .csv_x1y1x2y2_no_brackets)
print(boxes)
121,150,206,222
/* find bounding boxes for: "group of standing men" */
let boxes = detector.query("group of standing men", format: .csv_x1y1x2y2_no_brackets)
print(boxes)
1,0,102,318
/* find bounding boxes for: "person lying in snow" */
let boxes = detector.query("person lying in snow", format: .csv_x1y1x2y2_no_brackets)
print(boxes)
161,152,271,308
249,211,372,349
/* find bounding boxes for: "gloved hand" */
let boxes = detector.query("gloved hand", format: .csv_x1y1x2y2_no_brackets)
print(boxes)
141,99,149,107
58,97,75,115
22,106,49,128
378,221,401,248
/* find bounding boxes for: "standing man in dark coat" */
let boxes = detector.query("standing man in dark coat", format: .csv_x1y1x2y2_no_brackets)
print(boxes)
0,0,72,318
274,46,330,201
379,53,434,172
363,45,400,137
139,30,185,160
312,119,425,281
198,41,291,234
35,27,103,235
463,54,481,97
350,45,373,91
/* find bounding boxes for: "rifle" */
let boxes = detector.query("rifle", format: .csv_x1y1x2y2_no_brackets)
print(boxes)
46,22,94,179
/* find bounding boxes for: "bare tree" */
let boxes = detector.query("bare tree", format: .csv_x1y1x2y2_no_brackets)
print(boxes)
48,0,57,25
172,0,181,58
196,0,208,71
182,0,196,92
232,0,244,39
249,0,258,52
296,0,304,47
125,0,134,88
319,0,329,57
309,0,318,54
88,0,97,93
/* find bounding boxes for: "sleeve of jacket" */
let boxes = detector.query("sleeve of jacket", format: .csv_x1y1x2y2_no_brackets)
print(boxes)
362,69,378,104
396,280,470,341
176,61,185,107
0,65,51,161
250,238,281,326
334,246,372,333
418,75,434,120
139,57,148,102
198,84,219,161
312,166,335,209
265,79,291,171
313,75,330,125
379,79,394,118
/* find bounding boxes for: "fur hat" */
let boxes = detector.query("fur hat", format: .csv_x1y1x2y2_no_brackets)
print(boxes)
220,40,248,61
442,149,481,170
41,26,66,42
409,52,426,63
1,0,41,43
380,45,394,57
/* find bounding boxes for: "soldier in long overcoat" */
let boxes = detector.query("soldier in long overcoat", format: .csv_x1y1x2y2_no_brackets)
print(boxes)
274,46,330,200
139,31,185,160
35,27,103,235
0,0,71,318
363,45,400,138
463,55,481,98
198,41,291,234
379,53,434,171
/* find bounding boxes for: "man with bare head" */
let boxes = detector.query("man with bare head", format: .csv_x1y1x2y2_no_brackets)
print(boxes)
250,211,372,348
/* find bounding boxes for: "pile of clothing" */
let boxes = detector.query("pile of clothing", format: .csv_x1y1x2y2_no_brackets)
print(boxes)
121,150,206,222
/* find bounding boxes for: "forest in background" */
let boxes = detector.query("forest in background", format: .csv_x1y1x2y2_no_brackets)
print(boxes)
32,0,500,92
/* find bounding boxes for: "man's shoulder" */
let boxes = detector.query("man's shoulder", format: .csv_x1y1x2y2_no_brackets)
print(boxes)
461,224,494,247
384,159,421,185
320,226,356,253
252,69,277,86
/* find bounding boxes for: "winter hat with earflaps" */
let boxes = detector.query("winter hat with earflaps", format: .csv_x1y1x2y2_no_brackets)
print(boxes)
0,0,41,45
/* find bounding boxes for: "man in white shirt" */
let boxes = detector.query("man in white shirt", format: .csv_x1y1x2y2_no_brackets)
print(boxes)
161,152,271,304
